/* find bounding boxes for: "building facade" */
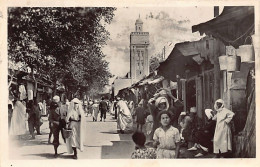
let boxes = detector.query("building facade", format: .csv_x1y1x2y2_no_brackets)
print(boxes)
130,16,149,83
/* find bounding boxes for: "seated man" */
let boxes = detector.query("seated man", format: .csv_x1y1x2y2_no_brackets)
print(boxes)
187,109,216,157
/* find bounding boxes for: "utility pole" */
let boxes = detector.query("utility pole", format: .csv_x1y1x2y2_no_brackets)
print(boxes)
163,46,166,60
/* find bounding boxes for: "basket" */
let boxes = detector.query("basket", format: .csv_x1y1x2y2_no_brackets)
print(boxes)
62,128,72,139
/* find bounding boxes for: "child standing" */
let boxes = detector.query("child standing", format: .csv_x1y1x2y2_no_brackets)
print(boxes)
153,111,180,159
135,99,147,132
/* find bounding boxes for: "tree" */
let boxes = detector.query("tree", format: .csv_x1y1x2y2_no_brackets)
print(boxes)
8,7,116,97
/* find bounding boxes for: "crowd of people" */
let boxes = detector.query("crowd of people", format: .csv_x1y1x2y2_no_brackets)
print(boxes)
8,88,235,159
9,97,46,140
127,89,235,159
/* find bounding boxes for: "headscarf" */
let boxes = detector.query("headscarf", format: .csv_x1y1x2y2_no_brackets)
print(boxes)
117,100,131,116
53,96,60,103
205,109,213,119
138,99,144,107
155,97,169,111
214,99,225,112
72,98,81,104
180,112,186,116
190,107,197,113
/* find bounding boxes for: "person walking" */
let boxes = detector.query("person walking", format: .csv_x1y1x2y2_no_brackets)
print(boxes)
113,97,120,119
49,96,63,157
117,99,133,133
99,97,108,122
27,99,41,139
65,98,86,159
92,100,99,122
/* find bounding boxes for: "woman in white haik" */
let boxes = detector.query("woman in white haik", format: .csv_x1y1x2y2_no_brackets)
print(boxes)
117,100,133,133
65,98,86,159
92,100,99,122
213,99,234,158
10,100,27,138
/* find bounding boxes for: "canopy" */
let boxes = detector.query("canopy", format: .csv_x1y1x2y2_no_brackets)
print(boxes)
192,6,254,48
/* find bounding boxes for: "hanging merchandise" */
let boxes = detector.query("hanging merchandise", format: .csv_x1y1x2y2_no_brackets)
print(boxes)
170,81,177,90
236,36,255,63
251,34,258,62
227,55,241,72
19,84,27,100
236,45,254,62
28,90,33,100
218,55,228,70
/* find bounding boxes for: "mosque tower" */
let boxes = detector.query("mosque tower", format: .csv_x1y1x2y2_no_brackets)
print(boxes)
130,15,150,83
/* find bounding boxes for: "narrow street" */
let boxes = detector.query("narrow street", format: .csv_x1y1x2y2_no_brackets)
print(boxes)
9,114,135,159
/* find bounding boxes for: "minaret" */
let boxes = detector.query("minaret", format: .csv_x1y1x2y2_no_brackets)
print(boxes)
130,16,149,83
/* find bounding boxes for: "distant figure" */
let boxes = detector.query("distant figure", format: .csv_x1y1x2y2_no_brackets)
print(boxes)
131,131,156,159
42,100,47,116
27,99,41,139
128,101,135,117
8,104,13,131
92,100,99,122
113,97,120,119
135,99,147,132
99,97,108,122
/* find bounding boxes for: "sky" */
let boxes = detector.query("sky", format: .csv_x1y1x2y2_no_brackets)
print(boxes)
102,6,224,84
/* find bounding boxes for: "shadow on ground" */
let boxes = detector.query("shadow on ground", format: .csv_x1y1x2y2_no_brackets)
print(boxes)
21,152,74,159
101,140,134,159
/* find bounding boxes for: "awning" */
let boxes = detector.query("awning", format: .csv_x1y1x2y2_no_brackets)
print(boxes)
176,42,199,56
158,42,200,82
192,6,254,48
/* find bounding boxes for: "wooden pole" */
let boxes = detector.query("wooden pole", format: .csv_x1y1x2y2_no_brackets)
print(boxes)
214,39,221,101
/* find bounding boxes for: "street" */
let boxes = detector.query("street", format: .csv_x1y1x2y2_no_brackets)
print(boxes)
9,113,135,159
5,6,256,161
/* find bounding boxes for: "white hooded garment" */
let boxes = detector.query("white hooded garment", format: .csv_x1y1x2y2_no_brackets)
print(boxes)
117,100,133,131
213,99,235,153
66,100,86,153
10,101,27,135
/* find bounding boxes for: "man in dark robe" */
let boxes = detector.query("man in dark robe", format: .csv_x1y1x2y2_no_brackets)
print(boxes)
99,97,108,122
27,99,41,139
49,96,65,157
